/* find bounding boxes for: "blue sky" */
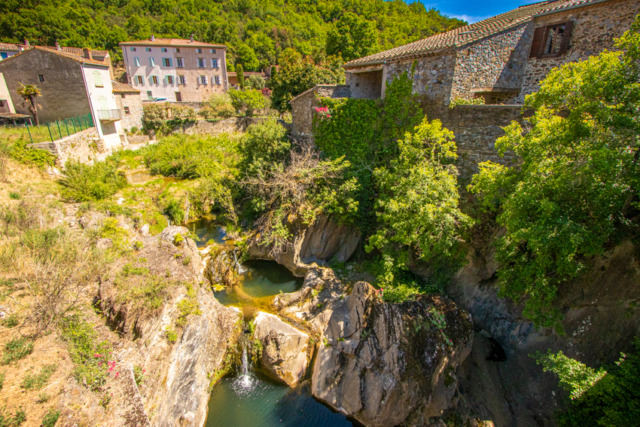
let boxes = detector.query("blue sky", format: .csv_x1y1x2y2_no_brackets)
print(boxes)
420,0,539,23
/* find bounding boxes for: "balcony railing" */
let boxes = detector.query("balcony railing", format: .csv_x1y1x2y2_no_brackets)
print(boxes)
97,109,122,122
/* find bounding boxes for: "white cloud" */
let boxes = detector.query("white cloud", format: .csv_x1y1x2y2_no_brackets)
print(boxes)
448,13,491,23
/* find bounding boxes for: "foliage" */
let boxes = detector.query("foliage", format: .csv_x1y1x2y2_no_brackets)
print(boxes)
142,103,197,135
0,407,26,426
1,338,33,365
133,365,146,386
17,83,41,125
59,160,128,202
204,94,235,118
326,12,378,61
20,364,57,390
1,314,18,328
368,118,471,285
5,139,55,169
239,119,290,182
176,283,201,327
556,342,640,426
468,21,640,328
60,315,112,392
536,351,606,400
165,327,178,343
228,89,269,117
235,64,245,88
449,97,486,108
246,74,266,90
41,409,60,427
268,49,344,111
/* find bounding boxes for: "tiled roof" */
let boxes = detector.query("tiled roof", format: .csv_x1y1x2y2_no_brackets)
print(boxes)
112,80,140,93
0,46,110,67
120,38,226,48
344,0,604,68
41,45,109,58
0,43,21,51
535,0,608,14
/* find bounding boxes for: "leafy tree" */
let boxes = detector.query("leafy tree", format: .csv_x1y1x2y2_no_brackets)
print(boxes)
235,43,260,72
17,83,41,125
228,88,269,117
235,64,245,89
368,118,472,285
469,18,640,328
326,12,378,61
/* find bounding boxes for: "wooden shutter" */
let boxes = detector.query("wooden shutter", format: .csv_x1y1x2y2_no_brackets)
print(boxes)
559,21,574,54
530,26,546,58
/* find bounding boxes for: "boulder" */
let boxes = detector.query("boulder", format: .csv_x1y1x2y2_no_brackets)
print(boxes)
276,268,474,426
252,311,310,386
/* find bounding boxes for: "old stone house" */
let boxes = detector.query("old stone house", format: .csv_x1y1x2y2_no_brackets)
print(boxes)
112,80,143,131
0,46,127,149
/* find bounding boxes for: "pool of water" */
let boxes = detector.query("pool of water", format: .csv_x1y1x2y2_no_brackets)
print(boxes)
187,217,227,248
206,365,352,427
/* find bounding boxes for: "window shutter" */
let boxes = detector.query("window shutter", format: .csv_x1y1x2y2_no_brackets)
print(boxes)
530,26,545,58
559,21,574,54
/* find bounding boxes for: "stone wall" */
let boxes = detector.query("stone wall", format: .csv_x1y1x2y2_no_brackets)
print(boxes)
116,92,143,131
426,104,524,181
180,117,269,135
290,85,351,139
451,23,534,104
29,126,128,166
518,0,640,103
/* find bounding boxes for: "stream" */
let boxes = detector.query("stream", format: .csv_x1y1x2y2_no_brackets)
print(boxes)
190,219,352,427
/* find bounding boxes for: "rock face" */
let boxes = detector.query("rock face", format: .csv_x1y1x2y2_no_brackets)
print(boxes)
252,311,310,386
276,269,474,426
247,214,360,276
97,226,242,427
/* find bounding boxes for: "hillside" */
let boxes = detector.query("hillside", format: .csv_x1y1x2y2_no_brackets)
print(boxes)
0,0,464,69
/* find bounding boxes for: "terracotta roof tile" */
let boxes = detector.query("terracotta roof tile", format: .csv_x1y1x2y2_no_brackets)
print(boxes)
0,43,21,51
111,80,140,93
0,46,110,67
120,38,226,49
344,0,605,68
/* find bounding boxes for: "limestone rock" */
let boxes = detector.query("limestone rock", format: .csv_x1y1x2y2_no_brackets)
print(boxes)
276,268,474,426
253,311,310,386
247,214,360,277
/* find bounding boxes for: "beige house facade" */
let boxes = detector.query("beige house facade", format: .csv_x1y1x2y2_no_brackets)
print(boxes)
112,81,143,131
121,37,229,102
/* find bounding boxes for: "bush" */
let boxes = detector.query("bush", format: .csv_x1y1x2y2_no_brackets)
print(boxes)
59,160,128,202
20,364,57,390
228,89,269,117
0,407,26,426
2,338,34,365
7,139,55,169
41,409,60,427
142,103,197,135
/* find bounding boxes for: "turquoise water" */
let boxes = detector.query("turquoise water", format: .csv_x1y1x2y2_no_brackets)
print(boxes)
206,374,352,427
187,217,227,248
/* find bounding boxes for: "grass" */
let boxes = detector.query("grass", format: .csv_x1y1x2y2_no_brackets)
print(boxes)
1,315,19,328
41,409,60,427
0,406,26,426
8,192,20,200
0,373,4,391
176,283,201,327
59,160,128,202
121,275,173,311
20,364,57,390
1,338,34,365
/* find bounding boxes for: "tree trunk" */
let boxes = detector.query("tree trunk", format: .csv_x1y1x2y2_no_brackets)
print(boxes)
29,97,39,126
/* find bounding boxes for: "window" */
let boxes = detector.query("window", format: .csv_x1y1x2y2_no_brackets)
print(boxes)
210,48,216,54
176,92,182,101
151,75,159,85
37,74,45,83
198,58,205,68
121,94,126,98
124,106,130,115
147,90,153,100
166,75,174,85
93,71,103,87
0,52,7,59
130,47,136,52
134,57,140,66
149,57,155,67
214,75,221,85
0,100,4,107
146,47,152,52
176,48,181,53
529,21,573,58
211,58,218,68
135,75,144,85
161,48,168,52
200,75,207,85
176,58,184,68
163,58,172,67
178,75,186,85
196,48,203,54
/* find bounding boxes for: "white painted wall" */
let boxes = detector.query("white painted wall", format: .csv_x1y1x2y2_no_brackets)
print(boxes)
81,65,126,149
0,72,15,113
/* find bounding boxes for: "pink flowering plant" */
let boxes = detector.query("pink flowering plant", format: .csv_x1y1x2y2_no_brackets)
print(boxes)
314,106,332,120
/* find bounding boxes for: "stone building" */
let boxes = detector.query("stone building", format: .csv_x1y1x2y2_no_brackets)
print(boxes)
112,81,143,131
0,46,127,149
290,85,351,140
120,36,229,102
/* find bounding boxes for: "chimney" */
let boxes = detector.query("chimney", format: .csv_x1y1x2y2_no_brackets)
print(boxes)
190,34,194,43
150,34,155,41
24,39,30,47
55,40,61,51
83,48,91,59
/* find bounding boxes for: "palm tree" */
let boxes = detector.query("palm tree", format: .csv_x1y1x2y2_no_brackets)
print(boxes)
17,83,41,126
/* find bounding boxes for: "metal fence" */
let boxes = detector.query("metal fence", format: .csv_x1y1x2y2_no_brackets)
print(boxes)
23,113,94,144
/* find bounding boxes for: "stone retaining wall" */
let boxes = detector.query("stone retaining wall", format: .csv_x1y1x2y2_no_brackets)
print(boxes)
179,117,270,135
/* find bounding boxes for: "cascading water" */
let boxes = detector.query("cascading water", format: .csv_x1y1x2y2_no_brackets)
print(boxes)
233,248,248,275
232,339,255,395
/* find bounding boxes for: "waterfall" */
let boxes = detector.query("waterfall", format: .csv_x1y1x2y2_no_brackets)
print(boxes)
233,249,247,274
232,336,255,395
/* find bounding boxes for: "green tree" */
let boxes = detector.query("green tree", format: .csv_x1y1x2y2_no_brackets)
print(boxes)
228,88,269,116
17,83,41,125
235,64,245,89
326,12,378,61
235,43,260,72
469,17,640,328
368,118,472,285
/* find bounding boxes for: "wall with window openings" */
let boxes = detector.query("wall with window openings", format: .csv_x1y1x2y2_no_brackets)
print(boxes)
518,0,640,102
122,43,228,102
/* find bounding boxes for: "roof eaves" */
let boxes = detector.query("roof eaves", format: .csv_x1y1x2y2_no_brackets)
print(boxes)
535,0,609,17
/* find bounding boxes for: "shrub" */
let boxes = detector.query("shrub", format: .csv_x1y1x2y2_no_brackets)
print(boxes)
41,409,60,427
8,139,55,169
448,97,485,108
59,160,127,202
20,364,57,390
133,365,146,386
165,327,178,343
228,89,269,117
61,315,112,392
176,283,201,327
122,275,172,310
8,192,20,200
163,199,185,225
1,314,19,328
2,338,34,365
142,103,197,135
0,407,26,426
